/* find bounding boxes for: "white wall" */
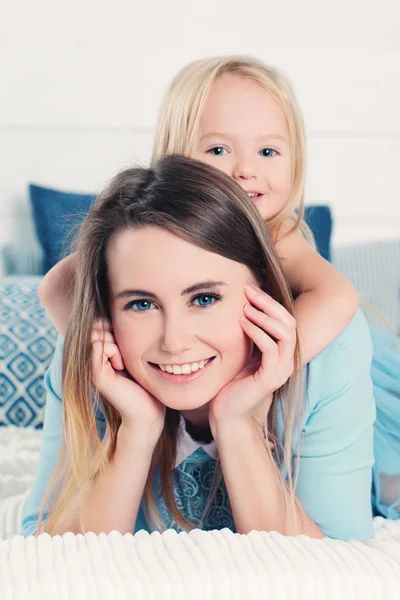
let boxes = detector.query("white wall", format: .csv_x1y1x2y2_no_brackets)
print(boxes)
1,0,399,274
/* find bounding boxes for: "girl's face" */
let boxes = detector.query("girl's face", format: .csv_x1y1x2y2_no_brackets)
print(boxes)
108,226,257,413
191,74,292,222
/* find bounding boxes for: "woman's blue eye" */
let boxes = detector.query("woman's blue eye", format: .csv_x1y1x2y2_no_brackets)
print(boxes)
193,294,219,307
128,299,154,311
259,148,277,157
208,147,227,156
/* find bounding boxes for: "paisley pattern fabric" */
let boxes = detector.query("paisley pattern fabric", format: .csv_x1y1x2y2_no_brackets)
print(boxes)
156,447,235,532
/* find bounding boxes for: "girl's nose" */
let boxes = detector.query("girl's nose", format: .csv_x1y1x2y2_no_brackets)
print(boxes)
232,155,257,180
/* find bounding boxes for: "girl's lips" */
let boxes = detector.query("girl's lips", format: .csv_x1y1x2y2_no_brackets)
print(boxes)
244,191,264,204
148,357,215,384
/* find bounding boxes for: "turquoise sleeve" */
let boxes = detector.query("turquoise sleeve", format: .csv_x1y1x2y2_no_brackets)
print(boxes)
370,327,400,519
20,335,64,536
295,310,376,541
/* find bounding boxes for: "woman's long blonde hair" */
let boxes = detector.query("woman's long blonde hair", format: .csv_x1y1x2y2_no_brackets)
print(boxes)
41,156,303,535
152,55,307,239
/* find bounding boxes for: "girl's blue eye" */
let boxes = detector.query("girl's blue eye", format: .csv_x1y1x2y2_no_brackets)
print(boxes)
207,147,227,156
259,148,277,157
192,294,219,307
128,299,154,312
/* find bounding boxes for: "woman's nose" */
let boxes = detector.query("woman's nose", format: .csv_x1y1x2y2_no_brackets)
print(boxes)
160,316,192,356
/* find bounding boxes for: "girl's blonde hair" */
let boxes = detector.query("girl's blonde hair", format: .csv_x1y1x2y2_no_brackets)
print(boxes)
152,55,307,239
40,155,304,535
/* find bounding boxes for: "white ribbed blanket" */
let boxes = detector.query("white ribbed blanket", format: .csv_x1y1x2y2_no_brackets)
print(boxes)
1,427,400,599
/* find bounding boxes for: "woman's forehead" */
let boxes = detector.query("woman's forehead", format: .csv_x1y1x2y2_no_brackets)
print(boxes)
107,226,253,295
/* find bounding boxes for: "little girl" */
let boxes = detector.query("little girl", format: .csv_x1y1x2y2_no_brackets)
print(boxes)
39,56,358,363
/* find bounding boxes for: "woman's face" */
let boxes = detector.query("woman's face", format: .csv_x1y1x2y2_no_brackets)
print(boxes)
107,226,257,412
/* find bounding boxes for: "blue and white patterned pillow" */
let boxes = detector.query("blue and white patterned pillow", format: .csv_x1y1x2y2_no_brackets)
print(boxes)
0,277,57,428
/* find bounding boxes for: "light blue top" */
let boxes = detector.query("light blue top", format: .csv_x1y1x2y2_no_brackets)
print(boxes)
370,327,400,520
21,309,376,541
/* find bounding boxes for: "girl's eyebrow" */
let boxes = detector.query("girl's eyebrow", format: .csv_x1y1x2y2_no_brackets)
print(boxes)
199,132,234,141
259,134,288,145
114,281,227,300
200,132,288,144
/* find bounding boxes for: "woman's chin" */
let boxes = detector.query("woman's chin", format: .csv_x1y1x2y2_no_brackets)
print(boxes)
155,392,213,412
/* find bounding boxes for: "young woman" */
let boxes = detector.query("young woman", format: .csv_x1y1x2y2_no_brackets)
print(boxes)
22,156,375,540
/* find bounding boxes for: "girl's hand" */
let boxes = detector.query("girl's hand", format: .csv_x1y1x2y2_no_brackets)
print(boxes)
209,285,296,432
91,319,166,443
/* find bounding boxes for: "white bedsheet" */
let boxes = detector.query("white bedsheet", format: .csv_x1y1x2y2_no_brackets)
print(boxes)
1,426,400,599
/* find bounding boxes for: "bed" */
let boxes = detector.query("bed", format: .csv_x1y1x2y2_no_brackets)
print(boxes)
1,427,400,599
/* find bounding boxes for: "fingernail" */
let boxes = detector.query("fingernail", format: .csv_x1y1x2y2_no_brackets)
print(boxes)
245,284,259,295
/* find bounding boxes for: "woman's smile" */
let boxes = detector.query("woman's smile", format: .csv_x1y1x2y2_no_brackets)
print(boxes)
148,356,216,384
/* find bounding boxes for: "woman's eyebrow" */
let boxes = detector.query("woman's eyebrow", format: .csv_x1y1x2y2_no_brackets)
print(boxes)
114,281,226,300
114,289,158,300
181,281,226,295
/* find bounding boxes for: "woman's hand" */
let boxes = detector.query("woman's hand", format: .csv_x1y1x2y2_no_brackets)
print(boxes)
209,284,297,434
91,319,166,444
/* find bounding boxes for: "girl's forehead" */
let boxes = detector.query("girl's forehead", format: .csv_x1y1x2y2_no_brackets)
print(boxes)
199,75,289,138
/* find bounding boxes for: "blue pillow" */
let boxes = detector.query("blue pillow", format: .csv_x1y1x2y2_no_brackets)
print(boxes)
29,184,95,273
304,205,332,262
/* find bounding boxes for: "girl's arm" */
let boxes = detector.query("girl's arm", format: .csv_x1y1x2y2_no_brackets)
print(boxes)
38,254,77,336
51,423,155,535
275,225,359,364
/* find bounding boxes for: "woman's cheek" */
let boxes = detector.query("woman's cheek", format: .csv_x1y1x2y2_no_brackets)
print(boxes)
112,320,149,370
210,307,251,359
